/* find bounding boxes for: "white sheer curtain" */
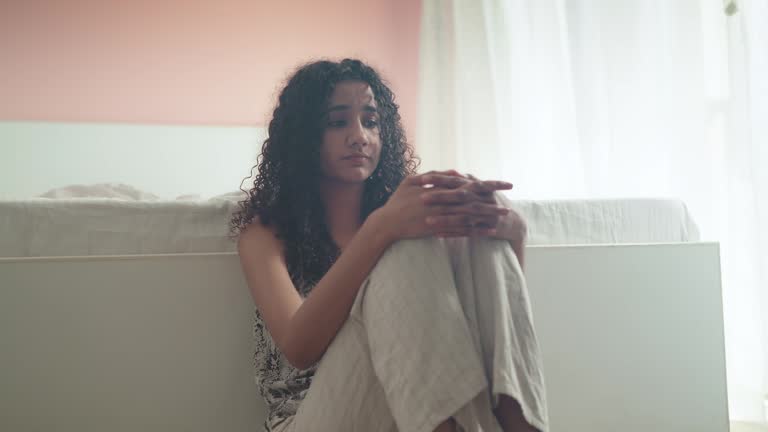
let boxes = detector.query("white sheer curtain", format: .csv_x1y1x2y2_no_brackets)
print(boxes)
418,0,768,423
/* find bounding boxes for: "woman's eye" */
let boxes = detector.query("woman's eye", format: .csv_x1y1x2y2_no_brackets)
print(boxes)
328,120,346,128
364,119,379,128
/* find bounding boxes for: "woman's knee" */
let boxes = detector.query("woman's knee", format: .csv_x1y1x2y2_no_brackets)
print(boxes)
351,237,457,319
468,236,513,253
368,236,514,281
464,236,521,267
369,237,450,280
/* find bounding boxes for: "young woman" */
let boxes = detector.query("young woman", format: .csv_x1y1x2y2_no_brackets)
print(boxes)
232,59,548,432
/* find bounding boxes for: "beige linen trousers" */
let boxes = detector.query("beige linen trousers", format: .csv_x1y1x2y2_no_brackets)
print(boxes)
276,236,548,432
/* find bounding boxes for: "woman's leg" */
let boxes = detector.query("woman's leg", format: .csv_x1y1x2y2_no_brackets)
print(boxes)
283,237,546,432
283,237,501,432
351,237,503,432
279,315,397,432
444,237,548,432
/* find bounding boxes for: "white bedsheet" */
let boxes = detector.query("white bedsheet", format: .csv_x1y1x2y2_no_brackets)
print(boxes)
509,198,700,245
0,196,700,257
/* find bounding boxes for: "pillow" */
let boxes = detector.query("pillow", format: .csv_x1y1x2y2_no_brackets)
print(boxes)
209,190,247,202
38,183,160,200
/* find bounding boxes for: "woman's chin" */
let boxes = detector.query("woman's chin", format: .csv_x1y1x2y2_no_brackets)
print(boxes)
344,174,370,185
323,171,371,185
342,167,375,183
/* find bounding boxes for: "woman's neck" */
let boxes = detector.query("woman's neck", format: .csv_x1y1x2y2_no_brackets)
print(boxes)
319,181,365,250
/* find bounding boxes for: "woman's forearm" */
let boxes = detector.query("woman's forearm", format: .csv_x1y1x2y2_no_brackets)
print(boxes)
284,210,393,369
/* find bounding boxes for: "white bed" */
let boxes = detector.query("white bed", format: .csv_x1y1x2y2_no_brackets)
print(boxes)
0,196,729,431
0,196,700,257
0,244,729,432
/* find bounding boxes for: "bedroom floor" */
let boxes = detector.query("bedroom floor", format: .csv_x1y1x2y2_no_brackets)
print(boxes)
732,421,768,432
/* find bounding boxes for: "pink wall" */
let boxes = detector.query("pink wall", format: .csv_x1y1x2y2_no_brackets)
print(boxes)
0,0,421,132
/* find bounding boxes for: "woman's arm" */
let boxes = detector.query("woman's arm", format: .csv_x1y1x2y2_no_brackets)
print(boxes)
238,210,393,370
239,174,513,370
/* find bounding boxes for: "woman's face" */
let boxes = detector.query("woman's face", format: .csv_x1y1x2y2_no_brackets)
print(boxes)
319,80,382,185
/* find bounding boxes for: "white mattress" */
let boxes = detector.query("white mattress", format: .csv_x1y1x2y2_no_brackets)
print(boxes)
0,196,700,257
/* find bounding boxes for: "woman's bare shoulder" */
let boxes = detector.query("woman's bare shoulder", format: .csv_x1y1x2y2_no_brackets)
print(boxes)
237,220,285,258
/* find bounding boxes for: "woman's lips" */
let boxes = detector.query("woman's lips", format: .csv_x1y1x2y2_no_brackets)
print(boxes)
343,155,369,165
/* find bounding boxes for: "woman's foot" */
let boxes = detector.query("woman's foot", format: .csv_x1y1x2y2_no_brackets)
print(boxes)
494,395,539,432
434,417,458,432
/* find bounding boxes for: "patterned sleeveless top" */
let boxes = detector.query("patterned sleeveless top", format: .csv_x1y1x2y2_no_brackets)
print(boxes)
252,303,317,431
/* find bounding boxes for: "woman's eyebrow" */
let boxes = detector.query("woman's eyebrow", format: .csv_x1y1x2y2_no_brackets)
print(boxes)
326,105,350,113
325,104,378,114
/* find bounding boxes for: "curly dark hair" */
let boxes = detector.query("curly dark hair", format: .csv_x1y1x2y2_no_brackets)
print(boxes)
230,58,419,289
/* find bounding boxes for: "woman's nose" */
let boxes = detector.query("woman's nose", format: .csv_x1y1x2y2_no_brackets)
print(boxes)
347,120,369,148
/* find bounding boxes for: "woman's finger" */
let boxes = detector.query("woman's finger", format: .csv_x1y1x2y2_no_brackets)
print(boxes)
429,211,503,238
435,226,497,238
470,180,513,195
467,214,503,228
458,202,509,217
426,212,504,229
422,186,502,206
426,213,471,228
421,188,473,205
428,202,509,217
471,188,500,204
419,173,471,189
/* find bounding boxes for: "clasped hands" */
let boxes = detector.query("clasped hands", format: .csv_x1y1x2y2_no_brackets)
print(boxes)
381,170,527,246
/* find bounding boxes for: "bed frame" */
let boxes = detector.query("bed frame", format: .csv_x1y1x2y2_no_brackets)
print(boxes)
0,243,729,432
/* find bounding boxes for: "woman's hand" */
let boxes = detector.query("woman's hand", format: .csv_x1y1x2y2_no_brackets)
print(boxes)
373,171,512,244
420,172,527,244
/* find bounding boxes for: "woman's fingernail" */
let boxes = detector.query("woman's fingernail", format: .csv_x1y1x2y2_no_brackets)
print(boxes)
426,216,436,224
